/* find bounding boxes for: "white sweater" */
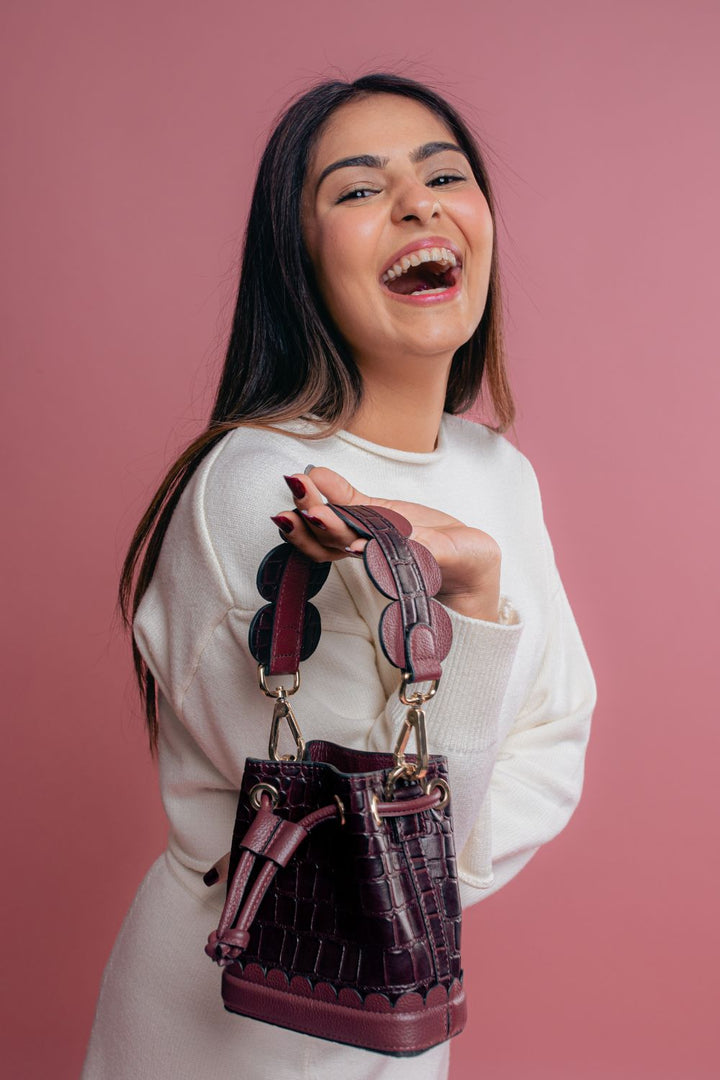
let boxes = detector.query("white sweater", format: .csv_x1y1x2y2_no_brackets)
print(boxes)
82,413,595,1080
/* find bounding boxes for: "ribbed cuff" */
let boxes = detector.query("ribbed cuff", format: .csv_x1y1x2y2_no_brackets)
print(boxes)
387,603,524,754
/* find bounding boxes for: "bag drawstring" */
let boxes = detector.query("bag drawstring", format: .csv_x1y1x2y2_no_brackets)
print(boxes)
206,785,444,967
206,794,339,966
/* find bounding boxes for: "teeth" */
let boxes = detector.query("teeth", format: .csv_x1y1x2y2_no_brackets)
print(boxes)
382,246,458,284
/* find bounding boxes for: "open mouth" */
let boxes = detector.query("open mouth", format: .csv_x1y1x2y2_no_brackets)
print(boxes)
381,246,461,296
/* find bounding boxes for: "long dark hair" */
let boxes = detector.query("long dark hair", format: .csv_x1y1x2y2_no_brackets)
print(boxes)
120,72,515,750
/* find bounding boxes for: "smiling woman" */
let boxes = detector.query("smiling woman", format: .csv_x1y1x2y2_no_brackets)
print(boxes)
82,74,595,1080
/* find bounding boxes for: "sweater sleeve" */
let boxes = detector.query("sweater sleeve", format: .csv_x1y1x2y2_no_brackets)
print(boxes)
455,560,596,905
366,604,524,855
354,457,595,906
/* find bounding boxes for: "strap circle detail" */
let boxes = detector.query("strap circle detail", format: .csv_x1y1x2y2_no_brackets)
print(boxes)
249,505,451,684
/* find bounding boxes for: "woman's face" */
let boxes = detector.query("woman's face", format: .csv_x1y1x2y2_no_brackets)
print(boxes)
301,94,494,371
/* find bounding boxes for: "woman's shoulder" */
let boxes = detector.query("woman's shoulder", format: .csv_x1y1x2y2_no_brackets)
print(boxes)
133,424,313,696
198,422,323,522
442,413,541,494
162,423,320,609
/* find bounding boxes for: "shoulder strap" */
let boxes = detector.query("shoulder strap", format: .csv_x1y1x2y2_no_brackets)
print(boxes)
248,504,452,686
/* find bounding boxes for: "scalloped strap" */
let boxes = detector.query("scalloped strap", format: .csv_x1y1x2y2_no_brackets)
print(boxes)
248,504,452,683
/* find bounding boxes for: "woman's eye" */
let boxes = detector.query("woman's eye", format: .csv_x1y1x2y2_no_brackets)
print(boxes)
337,187,378,203
428,174,465,187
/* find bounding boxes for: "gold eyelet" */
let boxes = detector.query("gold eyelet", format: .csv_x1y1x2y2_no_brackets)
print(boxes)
423,777,450,810
333,795,346,826
248,782,280,810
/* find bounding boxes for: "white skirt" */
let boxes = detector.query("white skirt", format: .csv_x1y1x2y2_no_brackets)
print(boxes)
82,851,452,1080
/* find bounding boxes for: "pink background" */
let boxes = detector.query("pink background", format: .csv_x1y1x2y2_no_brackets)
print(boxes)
2,1,719,1077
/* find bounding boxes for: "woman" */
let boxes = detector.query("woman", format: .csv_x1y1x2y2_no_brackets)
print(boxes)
83,73,596,1079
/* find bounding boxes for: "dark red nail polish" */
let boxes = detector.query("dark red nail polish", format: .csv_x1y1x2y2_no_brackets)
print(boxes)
283,475,307,499
203,867,219,887
271,514,294,533
301,511,327,530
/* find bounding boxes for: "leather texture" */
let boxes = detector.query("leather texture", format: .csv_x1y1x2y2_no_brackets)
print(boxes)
208,743,465,1053
209,509,466,1055
249,547,330,674
221,966,466,1056
249,504,452,682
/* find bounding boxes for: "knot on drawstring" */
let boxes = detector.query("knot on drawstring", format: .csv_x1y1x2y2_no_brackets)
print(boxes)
205,927,251,966
206,795,341,968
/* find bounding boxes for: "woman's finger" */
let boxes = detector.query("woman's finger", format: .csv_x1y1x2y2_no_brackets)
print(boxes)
284,468,366,510
272,502,360,561
300,466,366,507
282,472,365,553
300,468,458,531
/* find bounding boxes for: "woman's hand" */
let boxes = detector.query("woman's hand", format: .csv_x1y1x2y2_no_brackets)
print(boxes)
272,467,502,623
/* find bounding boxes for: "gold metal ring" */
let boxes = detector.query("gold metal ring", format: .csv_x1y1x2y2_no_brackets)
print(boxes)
384,762,415,801
248,782,280,810
370,793,382,827
422,777,451,810
333,795,346,826
399,673,439,706
258,664,300,698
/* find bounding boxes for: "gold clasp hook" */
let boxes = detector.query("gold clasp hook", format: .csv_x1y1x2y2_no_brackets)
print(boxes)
385,705,429,798
268,693,306,762
258,665,305,762
383,674,441,799
393,706,429,777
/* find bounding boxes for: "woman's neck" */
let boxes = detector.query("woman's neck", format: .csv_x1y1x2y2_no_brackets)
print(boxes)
346,354,450,453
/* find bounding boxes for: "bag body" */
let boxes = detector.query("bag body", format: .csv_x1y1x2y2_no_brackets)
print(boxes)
206,505,467,1055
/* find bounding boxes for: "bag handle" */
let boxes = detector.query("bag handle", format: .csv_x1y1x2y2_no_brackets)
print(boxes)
248,504,452,685
248,505,453,779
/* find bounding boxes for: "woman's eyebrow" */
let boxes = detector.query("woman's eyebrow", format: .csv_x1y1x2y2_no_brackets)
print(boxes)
315,142,468,193
410,141,467,163
315,154,388,192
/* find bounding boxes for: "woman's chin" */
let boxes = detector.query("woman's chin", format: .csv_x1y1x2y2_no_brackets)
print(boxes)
380,292,483,352
371,332,472,365
341,300,481,367
388,318,477,360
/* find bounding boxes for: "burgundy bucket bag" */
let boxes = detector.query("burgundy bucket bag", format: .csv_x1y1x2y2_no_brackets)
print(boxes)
205,504,467,1056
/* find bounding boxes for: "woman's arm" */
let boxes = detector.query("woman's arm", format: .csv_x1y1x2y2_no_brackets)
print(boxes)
456,568,596,904
275,464,596,905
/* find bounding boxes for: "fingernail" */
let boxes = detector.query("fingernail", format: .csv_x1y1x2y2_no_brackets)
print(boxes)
271,514,294,534
344,546,363,558
203,867,219,887
283,475,306,499
301,510,327,530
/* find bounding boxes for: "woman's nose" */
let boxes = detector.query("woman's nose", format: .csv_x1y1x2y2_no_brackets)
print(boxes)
391,182,441,225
